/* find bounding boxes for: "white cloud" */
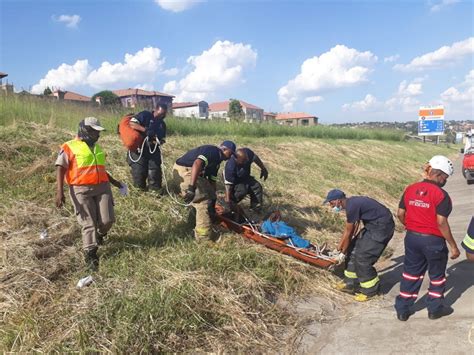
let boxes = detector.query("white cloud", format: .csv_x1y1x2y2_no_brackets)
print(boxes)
53,14,81,29
278,44,377,111
32,46,173,94
430,0,460,12
342,94,381,112
155,0,200,12
394,37,474,71
87,47,164,88
162,67,179,76
304,96,324,103
31,60,90,94
342,78,424,113
163,40,257,101
384,54,400,63
441,70,474,103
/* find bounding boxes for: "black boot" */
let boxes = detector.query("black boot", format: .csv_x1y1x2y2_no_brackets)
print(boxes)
84,247,99,271
96,233,107,246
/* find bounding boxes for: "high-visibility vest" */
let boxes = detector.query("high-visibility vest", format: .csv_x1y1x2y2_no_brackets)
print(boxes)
61,139,109,185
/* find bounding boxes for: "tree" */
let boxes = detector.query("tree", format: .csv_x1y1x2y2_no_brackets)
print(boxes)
91,90,120,106
43,87,52,96
228,99,244,121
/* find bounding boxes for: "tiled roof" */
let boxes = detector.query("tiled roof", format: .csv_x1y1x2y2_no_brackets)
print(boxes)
264,112,277,117
209,100,263,112
113,88,174,98
63,91,91,102
276,112,317,120
173,102,199,109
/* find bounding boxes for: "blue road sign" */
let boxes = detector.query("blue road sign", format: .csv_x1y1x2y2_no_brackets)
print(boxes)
418,118,444,136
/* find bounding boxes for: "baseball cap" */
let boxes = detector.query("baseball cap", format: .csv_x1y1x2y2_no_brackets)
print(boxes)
323,189,346,204
221,140,236,155
83,117,105,131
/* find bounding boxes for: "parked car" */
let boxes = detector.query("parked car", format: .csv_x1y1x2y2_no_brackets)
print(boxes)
462,148,474,185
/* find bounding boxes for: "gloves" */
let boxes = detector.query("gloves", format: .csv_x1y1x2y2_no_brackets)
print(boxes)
260,168,268,181
119,183,129,196
183,185,196,204
144,128,155,139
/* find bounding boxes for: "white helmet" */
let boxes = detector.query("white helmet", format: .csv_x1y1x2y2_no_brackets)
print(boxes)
429,155,454,176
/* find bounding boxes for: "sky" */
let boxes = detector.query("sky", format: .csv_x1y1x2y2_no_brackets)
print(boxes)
0,0,473,123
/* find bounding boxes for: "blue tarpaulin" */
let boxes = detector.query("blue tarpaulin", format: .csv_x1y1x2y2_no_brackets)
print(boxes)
261,220,311,248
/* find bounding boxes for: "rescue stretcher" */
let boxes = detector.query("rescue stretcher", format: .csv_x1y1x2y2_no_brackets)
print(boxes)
215,206,338,269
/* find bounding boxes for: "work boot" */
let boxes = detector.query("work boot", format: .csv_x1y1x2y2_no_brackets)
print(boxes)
428,306,454,320
397,311,413,322
84,247,99,272
354,293,378,302
334,281,356,294
96,233,107,246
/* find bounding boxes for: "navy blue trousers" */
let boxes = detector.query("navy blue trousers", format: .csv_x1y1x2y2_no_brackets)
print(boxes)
395,231,448,314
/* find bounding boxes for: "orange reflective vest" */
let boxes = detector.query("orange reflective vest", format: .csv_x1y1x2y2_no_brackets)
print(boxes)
61,139,109,185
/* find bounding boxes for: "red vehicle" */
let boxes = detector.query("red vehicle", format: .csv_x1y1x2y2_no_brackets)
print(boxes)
462,149,474,185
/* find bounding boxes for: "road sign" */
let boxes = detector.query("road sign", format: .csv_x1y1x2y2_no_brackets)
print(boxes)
418,105,444,136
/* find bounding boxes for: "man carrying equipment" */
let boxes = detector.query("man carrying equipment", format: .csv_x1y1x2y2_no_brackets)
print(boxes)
127,104,167,192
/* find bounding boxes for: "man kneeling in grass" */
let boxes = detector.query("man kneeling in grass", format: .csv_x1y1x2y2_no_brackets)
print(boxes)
323,189,395,302
223,147,269,213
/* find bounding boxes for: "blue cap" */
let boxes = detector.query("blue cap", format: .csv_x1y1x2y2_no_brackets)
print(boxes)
323,189,346,204
221,140,236,155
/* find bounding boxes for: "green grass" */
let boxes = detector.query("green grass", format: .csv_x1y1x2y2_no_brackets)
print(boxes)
0,94,405,141
0,95,456,352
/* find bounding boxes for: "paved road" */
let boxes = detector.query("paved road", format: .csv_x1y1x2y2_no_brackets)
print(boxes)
302,155,474,354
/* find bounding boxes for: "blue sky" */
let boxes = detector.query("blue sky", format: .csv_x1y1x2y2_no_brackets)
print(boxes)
1,0,473,123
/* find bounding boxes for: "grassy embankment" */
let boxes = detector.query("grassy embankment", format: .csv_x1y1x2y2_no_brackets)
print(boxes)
0,95,456,352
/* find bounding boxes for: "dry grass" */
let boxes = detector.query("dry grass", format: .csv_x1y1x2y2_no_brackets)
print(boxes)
0,117,455,352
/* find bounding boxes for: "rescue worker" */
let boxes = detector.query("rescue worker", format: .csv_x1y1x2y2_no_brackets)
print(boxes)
223,147,268,212
323,189,395,301
127,104,167,192
461,217,474,261
173,141,236,240
55,117,125,271
395,155,460,321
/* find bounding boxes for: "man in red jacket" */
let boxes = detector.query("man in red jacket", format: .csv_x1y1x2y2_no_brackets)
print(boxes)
395,155,460,321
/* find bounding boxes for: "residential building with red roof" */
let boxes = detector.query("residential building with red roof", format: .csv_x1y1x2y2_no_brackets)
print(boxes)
113,88,174,111
172,101,209,119
52,89,91,103
263,112,277,122
275,112,319,126
209,100,264,122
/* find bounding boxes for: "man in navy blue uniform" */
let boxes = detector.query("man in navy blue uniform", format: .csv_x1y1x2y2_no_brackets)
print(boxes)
324,189,395,302
395,155,460,321
223,147,268,212
127,104,167,192
173,141,236,240
462,217,474,261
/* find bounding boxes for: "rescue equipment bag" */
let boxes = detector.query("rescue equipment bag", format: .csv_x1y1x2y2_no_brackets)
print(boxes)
118,113,144,151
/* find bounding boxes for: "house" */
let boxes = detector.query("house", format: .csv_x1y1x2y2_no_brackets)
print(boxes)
113,88,174,110
263,112,277,122
172,101,209,119
52,90,91,103
275,112,319,126
0,72,14,94
209,100,264,122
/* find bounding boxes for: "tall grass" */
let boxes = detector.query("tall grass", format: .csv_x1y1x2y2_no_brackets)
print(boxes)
0,94,406,141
